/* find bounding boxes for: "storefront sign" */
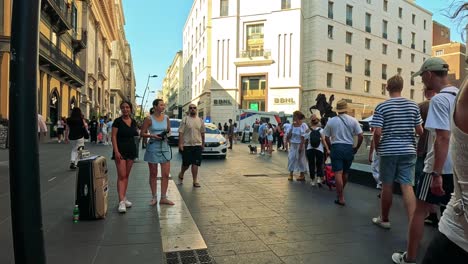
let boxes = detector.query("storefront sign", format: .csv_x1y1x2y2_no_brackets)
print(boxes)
273,98,296,105
213,99,232,106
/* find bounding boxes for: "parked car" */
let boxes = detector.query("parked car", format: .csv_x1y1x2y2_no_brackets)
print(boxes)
203,123,227,159
168,119,181,146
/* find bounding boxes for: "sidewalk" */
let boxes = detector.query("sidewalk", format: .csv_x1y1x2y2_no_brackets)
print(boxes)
0,143,163,264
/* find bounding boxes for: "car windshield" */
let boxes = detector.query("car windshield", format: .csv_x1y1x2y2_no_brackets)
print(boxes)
170,120,180,128
205,127,220,134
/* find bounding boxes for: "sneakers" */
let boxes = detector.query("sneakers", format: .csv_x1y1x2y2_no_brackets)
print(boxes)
124,199,132,208
69,163,77,170
118,201,127,213
424,213,439,227
317,177,323,188
372,216,391,229
392,252,416,264
310,178,317,187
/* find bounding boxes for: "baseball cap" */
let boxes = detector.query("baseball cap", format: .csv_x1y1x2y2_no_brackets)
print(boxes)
411,57,449,78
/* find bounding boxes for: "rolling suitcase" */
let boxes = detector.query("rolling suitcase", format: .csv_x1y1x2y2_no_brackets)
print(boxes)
75,156,108,220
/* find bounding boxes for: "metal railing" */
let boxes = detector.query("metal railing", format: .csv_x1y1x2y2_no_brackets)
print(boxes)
345,66,352,73
346,19,353,26
39,34,85,84
240,49,271,59
45,0,72,30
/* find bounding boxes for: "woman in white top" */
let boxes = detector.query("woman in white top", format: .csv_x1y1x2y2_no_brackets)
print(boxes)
287,111,309,181
305,115,329,187
266,123,274,156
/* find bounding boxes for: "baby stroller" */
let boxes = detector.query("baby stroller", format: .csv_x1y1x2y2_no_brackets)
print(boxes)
323,158,336,190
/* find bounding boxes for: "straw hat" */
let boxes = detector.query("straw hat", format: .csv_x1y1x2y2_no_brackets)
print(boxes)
336,100,349,113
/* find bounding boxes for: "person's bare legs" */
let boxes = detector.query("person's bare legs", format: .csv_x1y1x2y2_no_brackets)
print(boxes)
400,184,417,221
178,164,190,184
192,165,199,184
343,172,348,189
160,162,174,205
406,199,430,261
380,184,393,222
335,170,345,204
148,163,158,205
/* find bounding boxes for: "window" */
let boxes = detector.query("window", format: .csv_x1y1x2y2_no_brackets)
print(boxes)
72,4,78,32
412,14,416,25
397,67,402,75
345,77,352,90
220,0,228,16
411,53,415,62
345,54,352,72
411,72,415,85
398,27,403,44
382,20,388,39
327,49,333,62
398,49,402,59
327,73,333,87
203,16,206,29
382,64,387,79
423,40,426,53
435,50,444,56
366,0,371,3
246,24,264,56
381,84,386,95
383,0,388,12
364,80,371,93
328,25,334,39
365,60,371,76
346,31,352,44
382,44,387,54
281,0,291,9
328,1,334,19
424,20,427,30
365,13,372,33
410,89,415,99
346,5,353,26
411,32,416,49
399,7,403,18
365,38,371,49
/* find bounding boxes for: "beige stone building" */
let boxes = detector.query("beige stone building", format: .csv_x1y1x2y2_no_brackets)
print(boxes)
0,0,11,120
161,51,183,118
109,0,136,118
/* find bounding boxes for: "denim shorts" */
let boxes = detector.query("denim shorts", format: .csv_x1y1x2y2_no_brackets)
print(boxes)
330,144,354,173
379,154,416,185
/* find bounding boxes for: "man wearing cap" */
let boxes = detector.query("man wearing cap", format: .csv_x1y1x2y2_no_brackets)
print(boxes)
392,58,459,264
323,99,363,206
370,75,424,230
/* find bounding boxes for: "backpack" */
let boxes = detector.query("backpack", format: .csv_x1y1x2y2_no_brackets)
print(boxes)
309,128,321,148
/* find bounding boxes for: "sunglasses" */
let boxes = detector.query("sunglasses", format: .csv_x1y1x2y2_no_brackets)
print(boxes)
189,107,197,109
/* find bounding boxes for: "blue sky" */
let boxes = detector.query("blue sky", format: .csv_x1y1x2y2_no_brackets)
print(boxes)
123,0,465,109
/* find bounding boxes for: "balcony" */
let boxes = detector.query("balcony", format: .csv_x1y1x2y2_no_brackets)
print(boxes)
72,29,87,52
411,44,415,49
345,66,352,73
41,0,73,34
365,70,371,76
241,89,266,99
235,49,274,67
411,79,415,86
423,48,426,53
398,39,402,44
365,26,371,33
346,19,353,26
382,73,387,80
39,34,85,87
382,33,387,39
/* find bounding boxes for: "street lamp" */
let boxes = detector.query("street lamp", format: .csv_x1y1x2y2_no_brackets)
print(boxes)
143,91,156,114
139,74,158,119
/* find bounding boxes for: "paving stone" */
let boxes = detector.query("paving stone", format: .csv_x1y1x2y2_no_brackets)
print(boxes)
93,243,163,264
208,240,271,257
204,231,259,245
214,251,284,264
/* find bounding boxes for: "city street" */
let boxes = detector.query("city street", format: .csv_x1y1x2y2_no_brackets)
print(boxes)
0,141,436,264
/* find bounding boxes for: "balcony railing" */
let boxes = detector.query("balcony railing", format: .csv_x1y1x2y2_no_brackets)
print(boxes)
72,29,87,52
411,44,415,49
382,73,387,80
365,70,371,76
240,49,271,59
382,33,387,39
398,38,402,44
346,19,353,26
345,66,352,73
365,26,371,33
241,89,266,97
42,0,73,33
39,34,85,86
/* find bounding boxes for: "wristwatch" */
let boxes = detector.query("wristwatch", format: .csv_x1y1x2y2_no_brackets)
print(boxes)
430,171,441,177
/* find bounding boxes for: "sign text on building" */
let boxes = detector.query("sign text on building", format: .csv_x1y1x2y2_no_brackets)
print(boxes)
273,97,296,105
213,99,232,106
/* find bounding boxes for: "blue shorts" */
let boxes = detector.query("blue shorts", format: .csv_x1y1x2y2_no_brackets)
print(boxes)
330,144,354,173
379,154,416,185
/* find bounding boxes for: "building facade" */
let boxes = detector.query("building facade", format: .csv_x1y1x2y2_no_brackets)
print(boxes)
181,0,432,122
303,0,432,119
0,0,11,120
109,0,136,118
38,0,88,136
432,42,466,89
433,20,451,46
161,51,183,118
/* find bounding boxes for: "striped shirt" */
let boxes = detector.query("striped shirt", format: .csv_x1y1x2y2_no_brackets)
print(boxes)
370,97,422,156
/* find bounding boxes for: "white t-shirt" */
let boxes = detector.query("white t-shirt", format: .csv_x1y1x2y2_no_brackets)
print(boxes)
306,127,325,152
423,86,459,174
283,123,292,135
438,106,468,252
287,123,309,144
324,114,362,145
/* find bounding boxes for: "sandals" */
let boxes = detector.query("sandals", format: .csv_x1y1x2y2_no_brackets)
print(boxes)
159,198,175,205
193,182,201,188
178,172,184,185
